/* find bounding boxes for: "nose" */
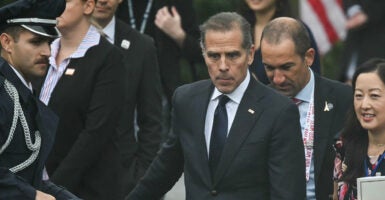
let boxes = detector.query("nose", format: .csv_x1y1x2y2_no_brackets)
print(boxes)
41,42,51,57
272,70,286,85
361,96,371,110
218,56,229,72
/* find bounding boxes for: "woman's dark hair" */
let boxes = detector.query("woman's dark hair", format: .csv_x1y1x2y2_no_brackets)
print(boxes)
237,0,292,39
341,58,385,185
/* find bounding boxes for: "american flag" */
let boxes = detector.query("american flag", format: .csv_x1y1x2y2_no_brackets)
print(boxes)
300,0,347,55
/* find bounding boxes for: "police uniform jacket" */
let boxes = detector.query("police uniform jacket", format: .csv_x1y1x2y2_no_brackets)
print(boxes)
0,57,59,199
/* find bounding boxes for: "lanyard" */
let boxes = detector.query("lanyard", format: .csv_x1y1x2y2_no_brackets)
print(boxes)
302,93,314,182
127,0,154,34
364,153,385,176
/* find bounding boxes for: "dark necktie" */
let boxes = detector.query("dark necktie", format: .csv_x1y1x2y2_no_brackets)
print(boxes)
209,95,230,175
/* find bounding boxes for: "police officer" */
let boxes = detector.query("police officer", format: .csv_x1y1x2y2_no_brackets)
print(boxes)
0,0,80,199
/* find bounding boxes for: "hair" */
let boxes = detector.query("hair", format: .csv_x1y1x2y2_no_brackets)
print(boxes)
1,26,24,42
199,12,252,51
261,17,311,58
237,0,292,38
0,26,25,51
340,58,385,185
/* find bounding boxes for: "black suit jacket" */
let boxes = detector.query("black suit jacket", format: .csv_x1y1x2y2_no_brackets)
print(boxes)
117,0,203,103
127,77,306,199
114,19,163,193
0,58,70,199
312,74,352,199
35,37,127,200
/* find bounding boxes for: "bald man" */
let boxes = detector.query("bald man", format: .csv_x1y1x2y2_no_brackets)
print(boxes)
261,17,352,200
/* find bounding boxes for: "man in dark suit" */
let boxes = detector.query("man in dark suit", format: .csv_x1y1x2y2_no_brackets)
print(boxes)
92,0,163,195
116,0,203,131
261,17,353,200
0,0,79,199
126,12,306,200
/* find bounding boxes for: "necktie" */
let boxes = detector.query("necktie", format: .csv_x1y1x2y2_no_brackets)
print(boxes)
209,95,230,175
292,98,303,106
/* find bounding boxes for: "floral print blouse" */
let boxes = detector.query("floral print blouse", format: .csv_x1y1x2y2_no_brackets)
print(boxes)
334,140,385,200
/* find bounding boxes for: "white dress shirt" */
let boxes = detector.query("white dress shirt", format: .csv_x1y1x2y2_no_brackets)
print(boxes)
204,71,250,156
102,16,116,44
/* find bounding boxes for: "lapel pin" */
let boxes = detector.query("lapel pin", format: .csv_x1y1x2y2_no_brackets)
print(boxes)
65,68,75,76
248,109,255,114
324,101,334,112
121,39,130,50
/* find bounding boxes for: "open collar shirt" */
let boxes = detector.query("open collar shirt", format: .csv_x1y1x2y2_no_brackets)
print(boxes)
39,25,100,105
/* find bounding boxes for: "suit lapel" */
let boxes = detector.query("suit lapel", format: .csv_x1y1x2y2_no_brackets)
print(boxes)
313,75,335,183
190,82,214,185
213,78,264,184
114,19,132,49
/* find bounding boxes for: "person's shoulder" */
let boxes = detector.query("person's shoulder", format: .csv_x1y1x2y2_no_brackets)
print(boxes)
174,79,212,98
176,79,211,93
245,79,294,112
317,75,352,93
115,19,154,43
96,36,124,56
255,80,292,103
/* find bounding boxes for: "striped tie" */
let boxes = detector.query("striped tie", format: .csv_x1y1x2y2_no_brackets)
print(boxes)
292,98,303,106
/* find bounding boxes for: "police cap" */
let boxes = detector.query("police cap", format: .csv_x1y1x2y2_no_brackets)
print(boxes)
0,0,65,38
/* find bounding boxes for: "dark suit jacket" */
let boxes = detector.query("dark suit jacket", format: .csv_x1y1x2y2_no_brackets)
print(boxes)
0,58,72,199
114,19,163,193
117,0,203,103
312,74,352,199
34,37,127,200
127,77,306,200
339,0,385,81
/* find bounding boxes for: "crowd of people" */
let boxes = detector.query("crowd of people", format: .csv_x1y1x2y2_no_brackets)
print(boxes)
0,0,384,200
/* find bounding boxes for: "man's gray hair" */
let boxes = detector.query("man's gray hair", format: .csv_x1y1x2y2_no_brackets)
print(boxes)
199,12,252,51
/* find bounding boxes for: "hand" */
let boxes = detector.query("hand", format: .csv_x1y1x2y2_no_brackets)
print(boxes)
346,11,368,30
155,6,186,47
36,190,56,200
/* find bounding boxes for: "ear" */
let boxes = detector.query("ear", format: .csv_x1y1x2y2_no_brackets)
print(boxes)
247,44,255,66
84,0,96,15
0,33,13,53
304,48,315,68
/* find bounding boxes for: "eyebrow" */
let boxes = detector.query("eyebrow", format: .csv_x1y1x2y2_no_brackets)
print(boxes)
354,88,383,92
263,62,296,68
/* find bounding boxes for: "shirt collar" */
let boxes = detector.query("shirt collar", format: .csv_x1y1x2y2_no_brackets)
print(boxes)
49,25,101,68
211,70,250,104
103,16,115,44
295,68,314,103
49,37,60,68
9,64,33,92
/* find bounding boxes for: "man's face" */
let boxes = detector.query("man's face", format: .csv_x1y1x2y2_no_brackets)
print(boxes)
1,30,51,82
93,0,122,27
203,29,254,94
261,38,314,97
